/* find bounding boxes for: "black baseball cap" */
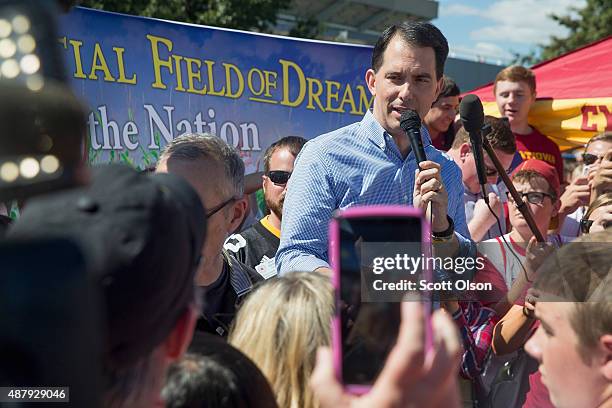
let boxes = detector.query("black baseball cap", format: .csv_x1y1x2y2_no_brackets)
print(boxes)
9,164,206,367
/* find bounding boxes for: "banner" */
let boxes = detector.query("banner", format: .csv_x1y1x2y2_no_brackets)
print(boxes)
58,7,374,171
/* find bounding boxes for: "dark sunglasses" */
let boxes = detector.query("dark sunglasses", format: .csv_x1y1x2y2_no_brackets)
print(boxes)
579,218,593,234
506,191,555,205
582,153,604,165
205,196,238,218
267,170,292,185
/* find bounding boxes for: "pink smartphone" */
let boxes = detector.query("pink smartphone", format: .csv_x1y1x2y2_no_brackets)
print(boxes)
329,205,432,395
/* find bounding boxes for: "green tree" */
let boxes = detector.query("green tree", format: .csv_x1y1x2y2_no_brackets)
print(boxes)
78,0,292,33
517,0,612,65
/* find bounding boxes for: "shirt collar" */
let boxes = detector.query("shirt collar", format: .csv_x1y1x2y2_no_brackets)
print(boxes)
464,185,480,200
362,110,433,152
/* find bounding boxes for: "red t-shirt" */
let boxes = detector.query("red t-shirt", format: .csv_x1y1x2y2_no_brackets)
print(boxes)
514,127,564,183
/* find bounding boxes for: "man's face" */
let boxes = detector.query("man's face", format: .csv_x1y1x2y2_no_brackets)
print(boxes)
156,159,236,269
495,80,536,126
585,140,612,174
263,147,296,220
508,178,558,238
424,95,459,135
365,36,442,138
459,144,515,194
526,302,608,408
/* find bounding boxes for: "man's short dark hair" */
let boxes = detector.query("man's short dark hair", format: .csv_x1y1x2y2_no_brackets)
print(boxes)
435,75,460,101
371,21,449,80
263,136,307,173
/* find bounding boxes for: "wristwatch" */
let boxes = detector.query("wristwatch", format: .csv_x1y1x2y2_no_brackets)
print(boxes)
432,215,454,242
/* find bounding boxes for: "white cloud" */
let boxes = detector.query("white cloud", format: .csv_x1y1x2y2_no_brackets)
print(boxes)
439,4,481,17
441,0,586,45
449,42,513,64
473,42,513,59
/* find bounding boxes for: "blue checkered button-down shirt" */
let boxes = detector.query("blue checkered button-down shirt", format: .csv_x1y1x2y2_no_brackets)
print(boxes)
276,110,473,275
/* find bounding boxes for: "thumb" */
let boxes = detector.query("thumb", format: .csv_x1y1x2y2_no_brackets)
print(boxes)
487,191,499,203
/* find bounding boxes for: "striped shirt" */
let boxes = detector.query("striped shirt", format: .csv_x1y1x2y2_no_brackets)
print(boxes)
276,110,474,275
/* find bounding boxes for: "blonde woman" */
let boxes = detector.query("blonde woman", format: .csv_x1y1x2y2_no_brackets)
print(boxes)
580,192,612,234
229,272,333,408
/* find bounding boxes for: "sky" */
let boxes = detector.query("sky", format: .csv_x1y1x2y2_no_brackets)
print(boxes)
432,0,586,66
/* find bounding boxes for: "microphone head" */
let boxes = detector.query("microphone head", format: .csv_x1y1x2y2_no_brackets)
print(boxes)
400,109,421,132
459,94,484,133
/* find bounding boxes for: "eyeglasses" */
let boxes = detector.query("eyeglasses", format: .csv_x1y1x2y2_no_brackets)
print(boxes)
205,196,238,218
506,191,555,205
267,170,292,185
579,218,593,234
582,153,604,165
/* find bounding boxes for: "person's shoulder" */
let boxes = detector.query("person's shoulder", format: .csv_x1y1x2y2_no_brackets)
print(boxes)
225,250,265,286
224,231,249,259
431,148,462,180
305,120,364,151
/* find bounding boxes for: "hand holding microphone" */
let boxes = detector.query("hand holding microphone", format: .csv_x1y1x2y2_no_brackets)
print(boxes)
400,110,452,236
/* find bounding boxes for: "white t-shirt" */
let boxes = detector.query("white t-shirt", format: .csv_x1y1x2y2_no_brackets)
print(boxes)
559,206,585,238
477,233,569,290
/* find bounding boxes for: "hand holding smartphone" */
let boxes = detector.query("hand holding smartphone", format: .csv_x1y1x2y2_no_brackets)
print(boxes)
329,205,432,394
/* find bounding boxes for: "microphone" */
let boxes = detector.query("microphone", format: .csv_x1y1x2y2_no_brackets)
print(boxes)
400,110,427,168
459,94,488,202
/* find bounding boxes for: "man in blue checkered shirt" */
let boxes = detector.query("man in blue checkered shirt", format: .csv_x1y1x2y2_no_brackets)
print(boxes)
276,21,475,276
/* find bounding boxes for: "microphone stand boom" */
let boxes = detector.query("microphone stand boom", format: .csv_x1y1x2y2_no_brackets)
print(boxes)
481,125,545,243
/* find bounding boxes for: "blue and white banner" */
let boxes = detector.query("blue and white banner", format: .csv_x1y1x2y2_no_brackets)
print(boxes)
59,7,374,172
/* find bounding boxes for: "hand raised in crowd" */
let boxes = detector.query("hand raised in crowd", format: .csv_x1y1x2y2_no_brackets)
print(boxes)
524,236,555,282
469,192,502,241
587,204,612,233
589,149,612,199
310,302,461,408
413,161,449,233
558,175,590,216
523,287,541,319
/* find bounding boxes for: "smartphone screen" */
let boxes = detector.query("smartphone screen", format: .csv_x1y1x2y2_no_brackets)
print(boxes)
337,214,423,386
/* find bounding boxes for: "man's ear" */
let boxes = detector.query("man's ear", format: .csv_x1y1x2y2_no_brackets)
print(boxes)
164,305,197,361
262,175,268,196
600,334,612,381
528,90,537,107
459,143,471,161
228,197,248,234
365,69,377,96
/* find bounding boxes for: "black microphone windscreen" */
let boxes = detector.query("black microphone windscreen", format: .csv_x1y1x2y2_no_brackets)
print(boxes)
459,94,484,133
400,109,421,132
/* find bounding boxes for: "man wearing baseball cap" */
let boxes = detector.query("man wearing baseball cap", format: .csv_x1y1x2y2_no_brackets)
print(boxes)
474,159,567,314
9,164,207,408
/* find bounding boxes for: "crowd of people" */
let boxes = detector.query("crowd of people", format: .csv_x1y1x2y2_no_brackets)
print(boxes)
2,19,611,408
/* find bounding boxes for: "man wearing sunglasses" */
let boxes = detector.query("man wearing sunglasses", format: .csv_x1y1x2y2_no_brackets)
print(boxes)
225,136,306,273
558,132,612,237
447,116,516,241
156,133,263,338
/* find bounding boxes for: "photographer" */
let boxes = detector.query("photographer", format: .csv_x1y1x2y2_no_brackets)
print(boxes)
9,165,206,408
